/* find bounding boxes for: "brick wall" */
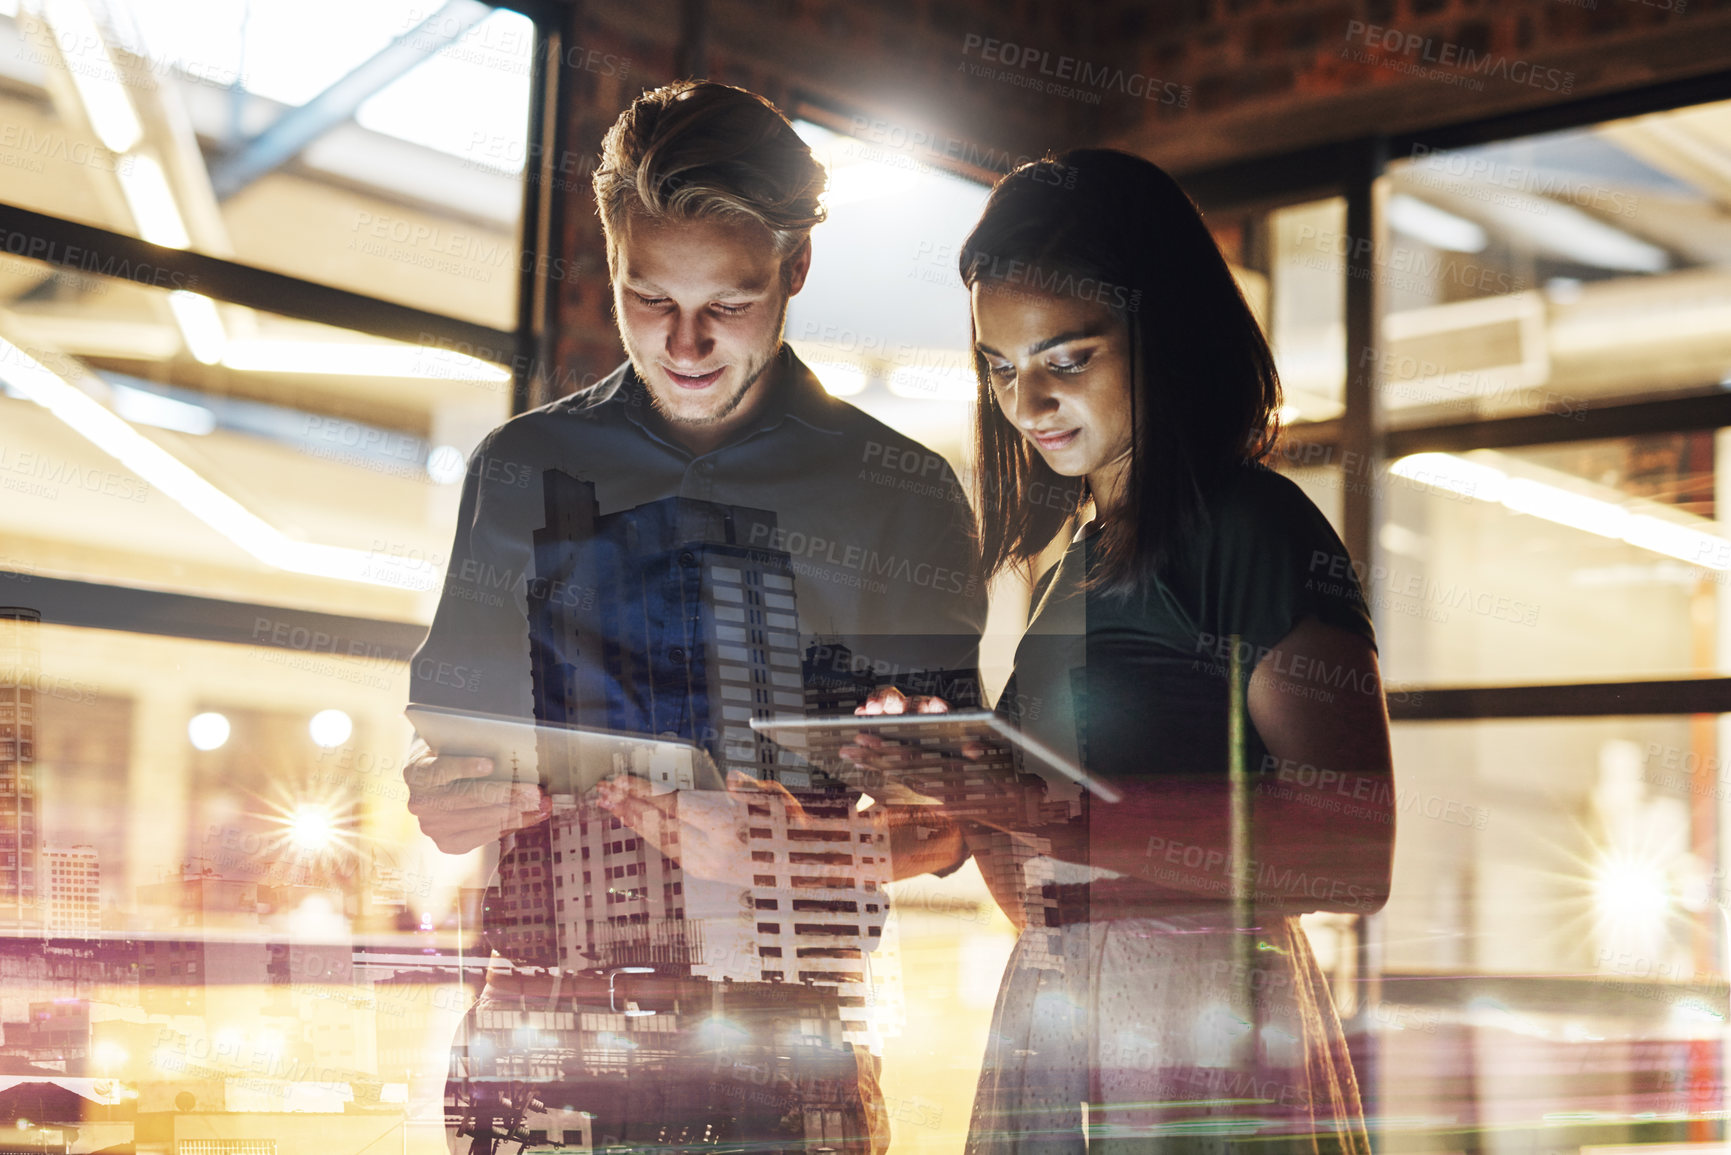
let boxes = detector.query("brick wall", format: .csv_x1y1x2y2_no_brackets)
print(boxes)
541,0,1730,404
1097,0,1731,165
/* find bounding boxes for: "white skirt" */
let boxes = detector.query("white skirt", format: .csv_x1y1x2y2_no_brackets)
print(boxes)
966,913,1371,1154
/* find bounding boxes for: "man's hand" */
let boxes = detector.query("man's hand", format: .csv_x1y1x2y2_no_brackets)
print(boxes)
593,769,809,881
403,737,549,855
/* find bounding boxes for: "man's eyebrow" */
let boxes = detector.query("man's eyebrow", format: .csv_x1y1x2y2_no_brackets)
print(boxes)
975,327,1105,358
623,277,771,299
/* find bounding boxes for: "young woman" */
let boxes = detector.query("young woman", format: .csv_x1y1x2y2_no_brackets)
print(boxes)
872,149,1396,1152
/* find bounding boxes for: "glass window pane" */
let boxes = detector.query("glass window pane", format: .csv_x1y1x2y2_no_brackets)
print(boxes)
1379,431,1723,686
0,1,533,329
1382,96,1731,427
783,119,990,468
1210,196,1347,425
1379,714,1725,1144
0,251,510,619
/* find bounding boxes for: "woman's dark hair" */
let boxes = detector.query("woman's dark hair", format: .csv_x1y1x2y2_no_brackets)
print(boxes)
959,148,1281,596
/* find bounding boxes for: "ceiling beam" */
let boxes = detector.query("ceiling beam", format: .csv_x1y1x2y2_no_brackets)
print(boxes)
210,0,494,200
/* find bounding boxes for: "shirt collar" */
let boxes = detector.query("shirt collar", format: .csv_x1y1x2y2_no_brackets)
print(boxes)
608,343,849,444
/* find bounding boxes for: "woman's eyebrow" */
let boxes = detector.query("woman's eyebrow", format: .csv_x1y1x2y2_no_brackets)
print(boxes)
975,327,1105,358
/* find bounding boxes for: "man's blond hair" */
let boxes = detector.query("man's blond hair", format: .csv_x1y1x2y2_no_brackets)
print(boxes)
593,81,827,275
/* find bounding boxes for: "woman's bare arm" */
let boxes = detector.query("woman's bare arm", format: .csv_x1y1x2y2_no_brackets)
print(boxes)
974,617,1396,914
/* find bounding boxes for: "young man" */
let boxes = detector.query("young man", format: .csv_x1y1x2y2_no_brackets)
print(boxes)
404,81,985,1153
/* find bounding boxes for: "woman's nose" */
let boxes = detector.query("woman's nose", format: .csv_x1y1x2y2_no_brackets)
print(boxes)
1013,374,1059,427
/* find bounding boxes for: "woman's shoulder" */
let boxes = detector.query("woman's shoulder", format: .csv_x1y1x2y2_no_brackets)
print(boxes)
1209,459,1317,508
1198,461,1338,545
1185,460,1374,649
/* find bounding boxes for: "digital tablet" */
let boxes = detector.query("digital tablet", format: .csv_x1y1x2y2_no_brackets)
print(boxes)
405,704,727,796
749,710,1122,811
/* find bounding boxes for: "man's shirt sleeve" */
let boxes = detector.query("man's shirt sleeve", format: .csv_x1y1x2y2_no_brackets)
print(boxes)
408,424,539,719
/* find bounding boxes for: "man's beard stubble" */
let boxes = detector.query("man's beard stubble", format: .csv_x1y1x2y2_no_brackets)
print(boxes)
624,298,789,429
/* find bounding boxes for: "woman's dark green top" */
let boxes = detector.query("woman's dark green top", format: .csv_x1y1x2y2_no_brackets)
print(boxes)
1001,462,1378,787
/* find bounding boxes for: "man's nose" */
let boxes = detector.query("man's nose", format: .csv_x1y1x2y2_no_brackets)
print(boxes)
666,311,712,366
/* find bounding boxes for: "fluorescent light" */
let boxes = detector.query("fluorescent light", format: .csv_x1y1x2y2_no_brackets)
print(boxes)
42,0,142,153
1389,453,1507,502
116,154,190,248
1394,451,1731,569
0,335,437,589
1502,477,1628,539
1472,193,1668,274
1387,194,1487,253
222,339,511,381
167,291,227,364
806,360,867,397
108,381,215,435
1622,513,1731,570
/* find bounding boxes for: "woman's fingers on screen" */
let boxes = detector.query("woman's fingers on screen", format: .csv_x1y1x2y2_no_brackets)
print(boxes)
856,686,908,715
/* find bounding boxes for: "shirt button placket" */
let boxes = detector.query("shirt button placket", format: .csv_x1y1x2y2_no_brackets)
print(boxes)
685,457,716,500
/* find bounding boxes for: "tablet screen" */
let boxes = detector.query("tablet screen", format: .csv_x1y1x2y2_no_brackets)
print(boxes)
750,710,1120,818
406,704,726,796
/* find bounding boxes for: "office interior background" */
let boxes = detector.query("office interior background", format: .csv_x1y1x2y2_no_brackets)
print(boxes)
0,0,1729,1149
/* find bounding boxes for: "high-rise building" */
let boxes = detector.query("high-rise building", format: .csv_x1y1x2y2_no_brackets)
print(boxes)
526,471,809,784
514,478,923,1037
469,474,995,1142
0,608,39,928
542,789,892,1042
42,845,98,934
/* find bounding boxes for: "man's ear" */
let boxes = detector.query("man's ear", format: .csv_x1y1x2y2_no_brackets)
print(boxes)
782,236,813,297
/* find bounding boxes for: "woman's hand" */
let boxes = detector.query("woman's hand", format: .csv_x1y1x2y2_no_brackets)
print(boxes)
854,685,952,716
840,686,976,777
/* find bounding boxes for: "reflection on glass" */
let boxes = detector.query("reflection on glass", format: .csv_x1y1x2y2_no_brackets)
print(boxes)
0,620,476,1150
785,118,990,467
1378,715,1725,1145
